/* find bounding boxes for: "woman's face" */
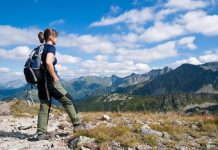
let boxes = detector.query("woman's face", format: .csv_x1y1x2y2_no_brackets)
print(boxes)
51,36,57,45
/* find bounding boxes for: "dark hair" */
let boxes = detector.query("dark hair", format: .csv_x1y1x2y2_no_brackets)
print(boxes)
38,28,58,44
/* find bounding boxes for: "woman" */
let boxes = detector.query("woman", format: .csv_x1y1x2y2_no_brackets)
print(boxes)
36,28,85,141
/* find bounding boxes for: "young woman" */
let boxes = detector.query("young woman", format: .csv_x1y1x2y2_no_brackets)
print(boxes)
36,28,85,140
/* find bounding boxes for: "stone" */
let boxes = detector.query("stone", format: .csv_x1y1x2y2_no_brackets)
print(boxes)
68,136,96,149
77,136,96,146
81,146,91,150
141,124,162,137
136,144,152,150
102,114,110,121
68,136,79,149
162,132,171,139
18,125,32,130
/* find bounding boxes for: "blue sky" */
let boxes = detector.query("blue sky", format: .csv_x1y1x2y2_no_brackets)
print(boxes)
0,0,218,82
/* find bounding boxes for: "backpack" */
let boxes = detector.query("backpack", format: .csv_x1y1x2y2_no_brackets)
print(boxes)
24,44,45,84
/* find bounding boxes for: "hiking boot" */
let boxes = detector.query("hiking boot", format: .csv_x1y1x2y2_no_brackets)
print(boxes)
73,123,86,133
36,133,51,140
28,133,51,141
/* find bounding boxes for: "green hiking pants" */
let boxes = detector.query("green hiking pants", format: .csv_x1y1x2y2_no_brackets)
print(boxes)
37,80,82,135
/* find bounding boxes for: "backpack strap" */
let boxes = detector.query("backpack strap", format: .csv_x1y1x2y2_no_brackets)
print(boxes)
37,44,44,68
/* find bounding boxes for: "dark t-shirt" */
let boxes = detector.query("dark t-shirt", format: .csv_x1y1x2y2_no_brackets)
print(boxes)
41,43,58,81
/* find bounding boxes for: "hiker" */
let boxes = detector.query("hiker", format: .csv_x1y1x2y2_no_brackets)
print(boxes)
35,28,85,140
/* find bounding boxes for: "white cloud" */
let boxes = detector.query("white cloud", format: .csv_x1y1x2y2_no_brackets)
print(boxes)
56,52,81,64
0,46,31,60
198,52,218,63
177,36,197,50
172,50,218,68
180,10,218,36
0,25,39,46
110,5,121,14
58,34,115,54
90,7,153,27
15,72,23,77
95,55,109,61
115,36,196,62
0,67,10,73
166,0,208,10
0,46,81,65
139,22,186,43
49,19,65,27
155,8,178,20
173,57,202,67
80,59,151,77
55,59,151,78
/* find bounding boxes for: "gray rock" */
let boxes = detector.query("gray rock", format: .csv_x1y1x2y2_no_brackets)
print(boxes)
136,144,152,150
102,114,110,121
68,136,97,149
77,136,96,146
17,125,32,130
81,146,91,150
141,124,162,137
162,132,171,139
68,137,79,149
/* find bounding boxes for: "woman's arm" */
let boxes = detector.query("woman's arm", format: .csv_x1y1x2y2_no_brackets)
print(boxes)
46,53,59,83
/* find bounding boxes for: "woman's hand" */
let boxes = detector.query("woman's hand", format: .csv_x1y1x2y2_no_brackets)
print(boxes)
53,75,59,84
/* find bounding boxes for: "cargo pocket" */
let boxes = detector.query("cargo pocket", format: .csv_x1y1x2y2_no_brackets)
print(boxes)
51,81,67,99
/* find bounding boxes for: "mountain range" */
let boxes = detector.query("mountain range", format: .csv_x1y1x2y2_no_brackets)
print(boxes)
1,62,218,112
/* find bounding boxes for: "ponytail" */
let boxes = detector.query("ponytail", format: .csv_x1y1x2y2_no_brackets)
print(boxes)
38,29,58,44
38,32,45,43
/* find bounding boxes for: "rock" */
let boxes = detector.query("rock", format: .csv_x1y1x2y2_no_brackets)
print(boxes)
18,125,32,130
68,136,79,149
81,146,91,150
136,144,152,150
83,142,99,150
68,136,97,149
100,141,126,150
173,120,183,126
58,122,70,130
77,136,96,146
162,132,171,139
141,124,162,137
102,114,110,121
57,132,69,137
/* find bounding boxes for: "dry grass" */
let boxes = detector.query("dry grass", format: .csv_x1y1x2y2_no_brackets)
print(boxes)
9,100,65,117
7,101,218,149
75,123,141,147
78,112,218,148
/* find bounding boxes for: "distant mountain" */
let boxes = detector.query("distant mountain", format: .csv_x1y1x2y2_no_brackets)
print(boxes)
199,62,218,71
112,67,172,88
117,63,218,95
64,67,172,99
61,76,112,99
1,62,218,104
0,79,26,89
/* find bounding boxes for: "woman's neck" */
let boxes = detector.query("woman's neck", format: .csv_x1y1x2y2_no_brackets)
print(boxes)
45,41,53,45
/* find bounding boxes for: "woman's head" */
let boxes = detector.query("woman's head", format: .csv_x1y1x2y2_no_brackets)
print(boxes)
38,28,58,45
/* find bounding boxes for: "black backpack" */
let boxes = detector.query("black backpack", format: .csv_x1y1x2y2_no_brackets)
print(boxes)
24,44,45,84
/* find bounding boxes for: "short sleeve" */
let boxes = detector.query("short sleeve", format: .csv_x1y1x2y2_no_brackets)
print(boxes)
47,45,56,55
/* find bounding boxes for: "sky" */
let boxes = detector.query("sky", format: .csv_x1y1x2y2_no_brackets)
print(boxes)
0,0,218,82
